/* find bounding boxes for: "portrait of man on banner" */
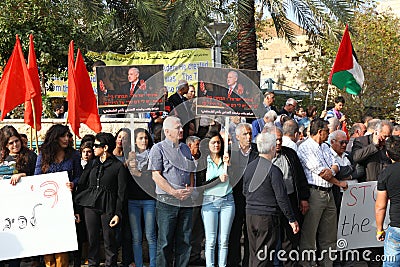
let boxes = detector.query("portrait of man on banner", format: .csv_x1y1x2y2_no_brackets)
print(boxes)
95,65,164,115
196,67,262,118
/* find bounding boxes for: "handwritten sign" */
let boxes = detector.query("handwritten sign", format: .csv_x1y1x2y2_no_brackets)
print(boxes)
0,172,77,260
337,181,389,250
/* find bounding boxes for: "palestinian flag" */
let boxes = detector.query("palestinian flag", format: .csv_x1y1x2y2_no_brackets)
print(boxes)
329,25,364,95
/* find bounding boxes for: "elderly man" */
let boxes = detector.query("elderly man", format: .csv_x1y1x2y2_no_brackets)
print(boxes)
329,130,365,217
148,116,196,267
168,80,193,141
278,98,297,119
297,119,347,267
270,126,309,267
228,123,259,267
352,120,393,182
252,110,277,142
346,122,367,153
243,132,299,267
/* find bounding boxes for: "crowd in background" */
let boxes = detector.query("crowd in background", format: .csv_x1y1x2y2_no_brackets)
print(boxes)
1,79,400,267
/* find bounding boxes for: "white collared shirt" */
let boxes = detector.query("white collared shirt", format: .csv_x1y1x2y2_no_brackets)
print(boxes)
297,137,339,188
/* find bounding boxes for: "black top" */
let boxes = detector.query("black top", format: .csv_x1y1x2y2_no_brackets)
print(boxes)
377,162,400,228
243,156,295,222
6,150,37,176
126,164,155,201
75,156,128,217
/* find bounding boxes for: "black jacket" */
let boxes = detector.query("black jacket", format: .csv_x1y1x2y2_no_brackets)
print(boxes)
278,146,310,203
352,135,391,181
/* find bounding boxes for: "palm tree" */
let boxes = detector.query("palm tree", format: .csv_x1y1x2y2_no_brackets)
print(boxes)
236,0,364,70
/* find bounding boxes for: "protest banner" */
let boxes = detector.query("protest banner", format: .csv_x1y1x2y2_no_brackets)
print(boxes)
337,181,389,250
196,67,263,117
95,65,164,115
0,172,77,260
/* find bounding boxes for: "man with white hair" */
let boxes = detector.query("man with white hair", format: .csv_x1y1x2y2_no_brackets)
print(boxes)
148,116,196,267
352,120,393,182
243,132,299,266
278,98,297,119
251,110,277,142
329,130,364,217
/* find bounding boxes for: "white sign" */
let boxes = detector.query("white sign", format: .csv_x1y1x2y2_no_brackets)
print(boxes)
0,172,77,260
337,181,389,250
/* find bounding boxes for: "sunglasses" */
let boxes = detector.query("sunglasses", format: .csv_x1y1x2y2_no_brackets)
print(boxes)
334,140,349,145
93,143,105,148
8,140,20,145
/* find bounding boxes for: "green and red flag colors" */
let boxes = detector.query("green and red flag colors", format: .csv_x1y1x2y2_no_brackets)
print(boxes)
67,41,102,137
24,34,43,131
0,35,36,120
329,25,364,95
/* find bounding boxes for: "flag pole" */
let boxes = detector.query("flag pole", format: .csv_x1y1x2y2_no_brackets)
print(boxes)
224,116,229,174
30,99,39,153
29,127,33,150
324,86,330,111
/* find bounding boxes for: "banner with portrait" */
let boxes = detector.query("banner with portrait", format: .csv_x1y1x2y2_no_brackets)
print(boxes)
196,67,263,117
96,65,164,115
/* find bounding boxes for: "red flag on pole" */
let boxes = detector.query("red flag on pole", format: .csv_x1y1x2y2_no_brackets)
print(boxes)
24,34,43,130
67,41,101,137
67,40,80,137
74,48,101,133
0,35,36,120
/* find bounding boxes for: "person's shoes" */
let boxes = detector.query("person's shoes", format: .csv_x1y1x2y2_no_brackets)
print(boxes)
189,258,206,266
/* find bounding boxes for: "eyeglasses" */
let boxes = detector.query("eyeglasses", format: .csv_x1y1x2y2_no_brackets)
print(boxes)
333,139,349,145
93,143,105,148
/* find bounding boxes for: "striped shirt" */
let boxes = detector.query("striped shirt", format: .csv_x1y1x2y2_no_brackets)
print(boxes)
297,137,338,188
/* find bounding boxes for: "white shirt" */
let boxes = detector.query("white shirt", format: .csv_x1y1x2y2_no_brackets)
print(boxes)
282,136,298,152
297,137,339,188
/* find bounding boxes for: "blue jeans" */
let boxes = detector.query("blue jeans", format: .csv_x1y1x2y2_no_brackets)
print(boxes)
128,199,157,267
156,195,193,267
201,193,235,267
384,226,400,266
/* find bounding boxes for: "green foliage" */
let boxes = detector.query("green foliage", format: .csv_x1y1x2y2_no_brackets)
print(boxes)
301,6,400,122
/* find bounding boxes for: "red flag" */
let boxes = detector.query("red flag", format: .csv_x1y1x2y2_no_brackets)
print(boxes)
24,34,43,130
74,49,101,134
67,41,80,137
0,35,36,120
67,41,101,137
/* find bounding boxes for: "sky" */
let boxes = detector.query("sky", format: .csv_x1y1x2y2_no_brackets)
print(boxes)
377,0,400,16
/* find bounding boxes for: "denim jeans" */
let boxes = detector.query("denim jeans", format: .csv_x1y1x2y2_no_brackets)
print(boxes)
156,195,193,267
383,226,400,266
201,193,235,267
128,199,157,267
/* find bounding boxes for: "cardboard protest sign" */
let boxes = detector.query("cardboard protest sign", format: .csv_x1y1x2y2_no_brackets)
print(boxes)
337,181,389,250
0,172,77,260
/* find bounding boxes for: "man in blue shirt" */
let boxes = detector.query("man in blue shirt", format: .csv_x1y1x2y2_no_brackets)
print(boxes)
148,116,196,267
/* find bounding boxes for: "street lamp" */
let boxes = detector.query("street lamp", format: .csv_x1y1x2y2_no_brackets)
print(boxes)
204,21,232,67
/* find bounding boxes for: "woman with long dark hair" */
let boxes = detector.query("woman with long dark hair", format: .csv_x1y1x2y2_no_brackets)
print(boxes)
34,124,82,267
0,126,37,184
125,128,156,267
75,132,128,267
196,130,234,267
0,126,37,267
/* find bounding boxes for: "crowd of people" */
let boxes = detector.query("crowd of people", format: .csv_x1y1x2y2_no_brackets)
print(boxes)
1,79,400,267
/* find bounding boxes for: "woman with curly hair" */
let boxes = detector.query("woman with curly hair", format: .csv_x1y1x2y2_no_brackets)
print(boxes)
34,124,82,267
